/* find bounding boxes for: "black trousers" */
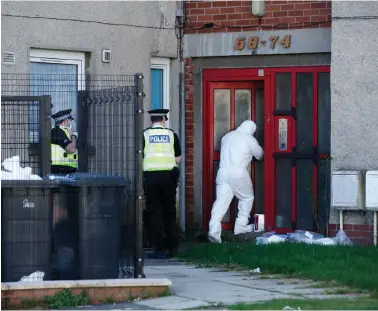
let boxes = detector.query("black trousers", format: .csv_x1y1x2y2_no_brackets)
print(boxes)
143,169,179,252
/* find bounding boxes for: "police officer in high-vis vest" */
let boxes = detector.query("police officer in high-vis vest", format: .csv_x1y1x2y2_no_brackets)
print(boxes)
50,109,78,174
143,109,182,259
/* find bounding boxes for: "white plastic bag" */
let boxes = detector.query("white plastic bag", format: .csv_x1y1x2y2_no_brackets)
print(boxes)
311,238,336,246
20,271,45,282
2,156,21,173
333,229,353,246
1,170,14,180
1,156,42,180
287,230,325,244
256,235,286,245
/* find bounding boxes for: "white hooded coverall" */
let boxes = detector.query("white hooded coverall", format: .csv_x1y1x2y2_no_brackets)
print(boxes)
208,120,264,243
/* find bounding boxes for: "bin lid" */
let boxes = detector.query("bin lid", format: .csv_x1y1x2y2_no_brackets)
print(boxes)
1,180,60,188
46,172,130,186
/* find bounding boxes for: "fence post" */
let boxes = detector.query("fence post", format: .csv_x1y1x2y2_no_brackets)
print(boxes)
77,91,89,172
134,73,145,278
40,95,52,177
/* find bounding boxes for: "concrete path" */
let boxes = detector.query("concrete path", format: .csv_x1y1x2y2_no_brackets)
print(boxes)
77,258,368,310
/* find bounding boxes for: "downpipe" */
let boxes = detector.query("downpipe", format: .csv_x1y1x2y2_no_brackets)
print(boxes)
339,209,343,231
179,63,186,232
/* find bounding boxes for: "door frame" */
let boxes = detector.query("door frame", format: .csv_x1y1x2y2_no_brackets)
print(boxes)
208,81,263,230
203,68,271,231
202,66,330,232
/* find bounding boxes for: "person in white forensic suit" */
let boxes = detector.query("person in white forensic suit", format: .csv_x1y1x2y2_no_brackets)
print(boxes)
208,120,264,243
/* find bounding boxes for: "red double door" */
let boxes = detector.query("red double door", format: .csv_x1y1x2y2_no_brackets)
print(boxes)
203,67,331,233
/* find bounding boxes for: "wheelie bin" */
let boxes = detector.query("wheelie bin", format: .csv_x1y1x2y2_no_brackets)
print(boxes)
1,180,57,282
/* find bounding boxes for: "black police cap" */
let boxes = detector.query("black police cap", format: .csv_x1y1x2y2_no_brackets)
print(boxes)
51,109,74,122
148,109,169,120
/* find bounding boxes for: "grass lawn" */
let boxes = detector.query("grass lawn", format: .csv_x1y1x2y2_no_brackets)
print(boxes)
178,242,378,294
226,298,378,310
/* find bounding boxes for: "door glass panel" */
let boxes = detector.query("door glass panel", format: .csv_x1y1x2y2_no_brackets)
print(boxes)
318,159,331,233
234,89,251,128
296,73,313,153
296,160,314,230
213,89,231,152
254,88,264,214
275,159,292,228
275,73,292,111
318,72,331,154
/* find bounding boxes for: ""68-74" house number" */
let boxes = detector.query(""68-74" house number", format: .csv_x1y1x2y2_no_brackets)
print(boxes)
234,35,292,50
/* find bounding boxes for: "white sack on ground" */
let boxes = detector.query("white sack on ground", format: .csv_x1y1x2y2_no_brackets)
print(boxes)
1,170,14,180
255,229,353,246
1,156,42,180
2,156,21,172
20,271,45,282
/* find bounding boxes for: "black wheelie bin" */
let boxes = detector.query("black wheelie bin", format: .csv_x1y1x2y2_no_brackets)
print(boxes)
50,173,130,280
1,180,57,282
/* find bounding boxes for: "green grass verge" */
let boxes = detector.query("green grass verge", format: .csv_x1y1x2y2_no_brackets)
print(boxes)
178,243,378,293
226,298,378,310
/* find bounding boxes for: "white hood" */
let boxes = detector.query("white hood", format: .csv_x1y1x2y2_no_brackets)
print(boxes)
236,120,257,136
219,120,263,169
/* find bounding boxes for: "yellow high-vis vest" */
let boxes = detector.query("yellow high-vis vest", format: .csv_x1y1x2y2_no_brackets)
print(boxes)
143,128,176,171
51,128,78,169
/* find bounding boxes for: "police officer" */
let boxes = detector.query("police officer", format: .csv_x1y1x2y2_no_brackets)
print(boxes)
50,109,78,174
143,109,182,259
50,109,79,279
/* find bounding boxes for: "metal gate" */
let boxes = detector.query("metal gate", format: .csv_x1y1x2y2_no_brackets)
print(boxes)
1,73,145,278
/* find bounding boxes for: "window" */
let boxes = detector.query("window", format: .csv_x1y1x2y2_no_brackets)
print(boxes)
29,49,85,142
150,57,170,125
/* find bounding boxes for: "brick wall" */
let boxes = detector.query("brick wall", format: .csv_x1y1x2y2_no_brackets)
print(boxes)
183,0,331,229
184,58,195,229
328,224,375,246
185,0,331,34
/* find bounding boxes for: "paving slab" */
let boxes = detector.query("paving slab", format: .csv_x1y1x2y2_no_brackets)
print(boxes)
135,296,210,309
212,277,326,296
80,258,368,310
70,302,152,310
139,259,368,309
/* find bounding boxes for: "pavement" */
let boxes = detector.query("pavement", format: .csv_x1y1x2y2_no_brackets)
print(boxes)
76,256,368,310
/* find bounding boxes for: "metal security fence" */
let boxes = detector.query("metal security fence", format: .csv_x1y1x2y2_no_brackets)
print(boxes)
1,96,51,177
1,73,145,281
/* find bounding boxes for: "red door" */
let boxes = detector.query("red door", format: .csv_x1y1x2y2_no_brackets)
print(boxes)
202,67,330,234
206,82,265,230
267,68,331,233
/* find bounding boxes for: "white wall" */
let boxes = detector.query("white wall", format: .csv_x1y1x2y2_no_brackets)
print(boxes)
330,1,378,226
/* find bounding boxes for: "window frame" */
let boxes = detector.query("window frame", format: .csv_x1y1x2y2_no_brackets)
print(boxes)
29,49,86,90
151,57,171,126
28,49,86,142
